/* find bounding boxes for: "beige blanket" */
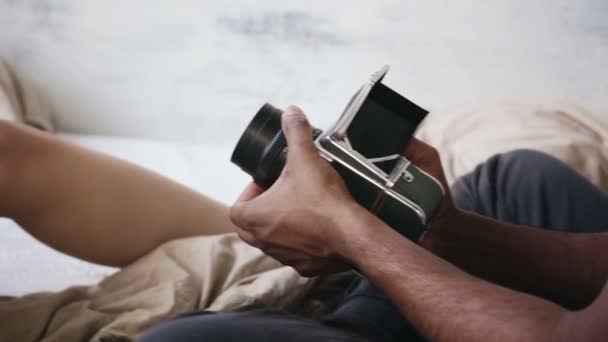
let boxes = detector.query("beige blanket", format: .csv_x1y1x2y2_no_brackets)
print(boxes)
0,234,346,342
417,101,608,191
0,57,54,131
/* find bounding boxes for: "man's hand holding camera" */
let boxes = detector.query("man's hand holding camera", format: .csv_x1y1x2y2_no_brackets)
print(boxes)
230,105,453,275
230,106,359,275
229,106,608,342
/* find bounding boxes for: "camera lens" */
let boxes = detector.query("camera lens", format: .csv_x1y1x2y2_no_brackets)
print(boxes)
231,103,287,188
231,103,321,188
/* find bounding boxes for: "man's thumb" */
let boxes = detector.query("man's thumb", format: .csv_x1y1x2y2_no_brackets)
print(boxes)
281,106,316,156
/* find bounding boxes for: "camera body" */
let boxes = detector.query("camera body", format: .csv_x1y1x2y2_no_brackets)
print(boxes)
231,66,444,241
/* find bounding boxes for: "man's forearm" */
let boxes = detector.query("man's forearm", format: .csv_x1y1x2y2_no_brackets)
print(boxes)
420,210,608,309
337,211,573,341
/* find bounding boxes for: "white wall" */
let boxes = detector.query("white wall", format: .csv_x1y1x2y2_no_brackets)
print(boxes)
0,0,606,144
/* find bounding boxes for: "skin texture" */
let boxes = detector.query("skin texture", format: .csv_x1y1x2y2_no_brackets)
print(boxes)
0,120,237,267
230,106,608,341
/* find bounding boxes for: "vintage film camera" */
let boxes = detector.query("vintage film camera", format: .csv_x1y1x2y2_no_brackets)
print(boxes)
231,66,444,241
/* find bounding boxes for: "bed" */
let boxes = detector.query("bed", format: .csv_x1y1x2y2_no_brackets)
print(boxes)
2,101,607,298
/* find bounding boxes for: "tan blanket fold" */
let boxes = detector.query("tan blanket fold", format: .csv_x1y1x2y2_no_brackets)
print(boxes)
0,57,54,131
0,234,350,342
416,101,608,192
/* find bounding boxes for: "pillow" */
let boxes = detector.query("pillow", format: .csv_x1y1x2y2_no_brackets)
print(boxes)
0,57,54,131
416,101,608,192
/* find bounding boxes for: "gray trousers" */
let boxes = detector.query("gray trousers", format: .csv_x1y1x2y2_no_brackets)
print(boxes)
139,150,608,342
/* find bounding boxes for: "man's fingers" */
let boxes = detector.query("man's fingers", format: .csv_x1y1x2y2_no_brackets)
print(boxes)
231,182,264,229
264,245,310,260
237,181,264,202
235,226,270,251
235,226,257,245
281,106,317,158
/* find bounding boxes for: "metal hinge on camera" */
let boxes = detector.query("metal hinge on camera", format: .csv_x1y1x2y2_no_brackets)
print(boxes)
368,155,415,188
388,156,415,186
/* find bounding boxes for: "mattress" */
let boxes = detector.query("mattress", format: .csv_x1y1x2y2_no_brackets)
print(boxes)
0,134,249,296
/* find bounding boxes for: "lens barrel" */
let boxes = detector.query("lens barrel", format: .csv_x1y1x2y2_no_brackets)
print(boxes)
231,103,288,188
231,103,321,188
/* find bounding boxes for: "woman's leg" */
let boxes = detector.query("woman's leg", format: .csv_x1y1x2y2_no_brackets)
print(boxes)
0,120,236,267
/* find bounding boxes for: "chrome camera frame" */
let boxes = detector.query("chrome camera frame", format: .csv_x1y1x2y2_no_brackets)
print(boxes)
314,66,445,236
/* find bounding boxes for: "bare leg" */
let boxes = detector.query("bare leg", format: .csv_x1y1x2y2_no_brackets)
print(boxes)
0,120,236,267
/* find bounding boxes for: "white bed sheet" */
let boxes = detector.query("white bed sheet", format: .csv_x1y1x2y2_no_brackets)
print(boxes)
0,134,249,296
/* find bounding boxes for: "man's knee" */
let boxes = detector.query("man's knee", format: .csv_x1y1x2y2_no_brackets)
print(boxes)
486,149,578,195
451,149,568,218
497,149,566,177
